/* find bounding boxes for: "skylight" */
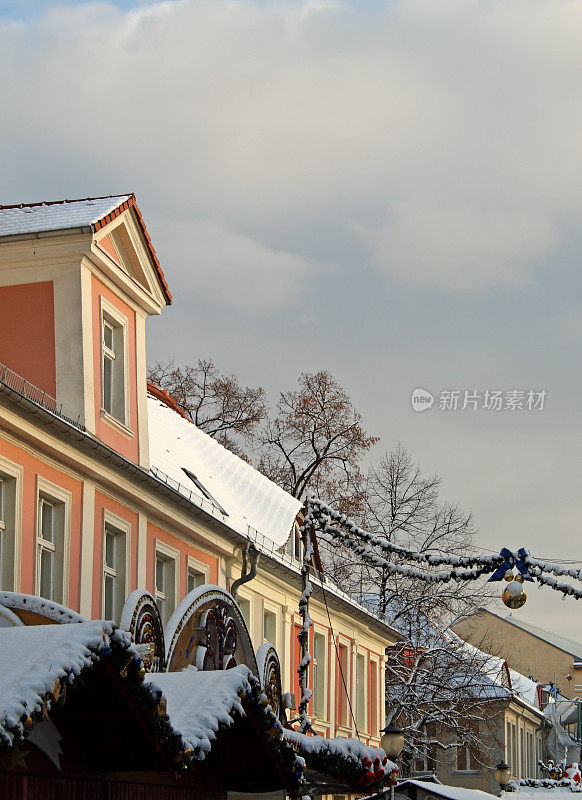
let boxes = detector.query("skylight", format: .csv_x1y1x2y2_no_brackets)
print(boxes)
181,468,228,516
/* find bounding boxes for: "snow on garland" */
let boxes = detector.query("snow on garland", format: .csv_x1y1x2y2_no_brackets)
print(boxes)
284,728,397,791
303,496,582,600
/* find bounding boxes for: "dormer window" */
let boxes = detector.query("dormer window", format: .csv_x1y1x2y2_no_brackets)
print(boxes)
101,301,128,426
181,468,228,516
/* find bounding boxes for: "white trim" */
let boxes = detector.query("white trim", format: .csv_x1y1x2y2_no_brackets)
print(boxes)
99,295,130,428
154,539,180,608
0,454,23,592
186,554,209,594
102,509,131,618
35,476,72,606
236,588,253,641
99,409,135,438
79,481,95,617
134,311,149,470
137,512,148,588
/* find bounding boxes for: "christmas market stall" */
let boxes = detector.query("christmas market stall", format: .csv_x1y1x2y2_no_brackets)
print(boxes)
0,589,393,799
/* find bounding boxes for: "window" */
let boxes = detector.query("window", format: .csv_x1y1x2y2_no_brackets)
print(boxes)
102,519,128,621
187,566,205,593
455,742,479,772
155,544,178,626
101,302,127,424
356,653,366,729
313,632,326,718
369,660,378,733
238,596,251,633
285,522,302,560
0,470,18,591
337,642,349,727
36,487,68,604
263,608,277,645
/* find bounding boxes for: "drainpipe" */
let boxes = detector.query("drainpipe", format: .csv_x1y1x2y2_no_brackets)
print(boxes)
231,543,259,600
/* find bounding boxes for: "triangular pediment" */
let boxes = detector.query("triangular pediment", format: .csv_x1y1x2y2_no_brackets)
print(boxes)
92,203,170,311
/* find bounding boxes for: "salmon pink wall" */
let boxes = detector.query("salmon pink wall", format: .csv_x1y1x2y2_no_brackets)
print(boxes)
91,275,139,462
146,522,218,600
0,435,82,608
98,234,120,264
0,282,56,396
91,491,139,619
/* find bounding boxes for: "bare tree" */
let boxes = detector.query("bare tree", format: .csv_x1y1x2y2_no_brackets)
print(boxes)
315,445,499,770
258,370,378,515
384,625,505,776
148,359,266,457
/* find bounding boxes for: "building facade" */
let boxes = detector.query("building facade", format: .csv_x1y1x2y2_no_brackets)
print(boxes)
453,608,582,701
0,195,396,764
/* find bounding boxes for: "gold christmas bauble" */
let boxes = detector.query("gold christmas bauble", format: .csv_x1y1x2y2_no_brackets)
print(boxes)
502,579,527,609
504,571,514,582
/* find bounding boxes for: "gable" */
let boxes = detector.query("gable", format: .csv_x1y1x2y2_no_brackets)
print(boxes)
94,209,167,308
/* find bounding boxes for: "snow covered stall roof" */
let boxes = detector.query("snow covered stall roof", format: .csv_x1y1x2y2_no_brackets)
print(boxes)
0,194,172,303
0,618,304,791
147,391,302,548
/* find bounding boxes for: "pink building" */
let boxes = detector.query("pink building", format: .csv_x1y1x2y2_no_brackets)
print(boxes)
0,195,397,798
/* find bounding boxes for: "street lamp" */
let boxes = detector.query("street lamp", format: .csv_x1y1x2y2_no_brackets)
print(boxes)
380,724,405,760
494,761,511,795
381,725,405,800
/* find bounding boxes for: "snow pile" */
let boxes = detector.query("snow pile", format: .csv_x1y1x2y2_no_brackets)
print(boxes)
284,726,395,773
0,620,129,745
0,592,87,624
144,664,254,758
147,395,302,547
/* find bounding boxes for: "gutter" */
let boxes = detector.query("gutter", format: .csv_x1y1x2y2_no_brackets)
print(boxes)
0,381,401,641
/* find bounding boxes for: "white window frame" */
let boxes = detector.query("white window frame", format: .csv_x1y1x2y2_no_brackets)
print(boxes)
313,627,328,722
356,649,367,732
100,296,131,432
35,477,71,605
284,521,302,561
154,540,179,625
102,510,131,620
186,555,209,595
262,599,279,649
369,655,380,736
236,589,253,640
0,455,23,592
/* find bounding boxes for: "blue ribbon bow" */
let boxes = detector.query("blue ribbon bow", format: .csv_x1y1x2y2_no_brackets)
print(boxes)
487,547,533,582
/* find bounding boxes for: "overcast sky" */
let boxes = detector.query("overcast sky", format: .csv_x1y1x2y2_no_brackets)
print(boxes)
2,0,581,641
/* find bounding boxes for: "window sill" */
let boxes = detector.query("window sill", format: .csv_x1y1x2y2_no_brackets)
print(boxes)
100,410,134,439
452,770,481,775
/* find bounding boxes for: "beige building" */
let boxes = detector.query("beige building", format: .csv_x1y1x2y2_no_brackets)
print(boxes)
453,609,582,700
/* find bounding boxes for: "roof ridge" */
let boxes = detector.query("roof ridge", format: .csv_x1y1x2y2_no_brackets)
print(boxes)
0,193,133,211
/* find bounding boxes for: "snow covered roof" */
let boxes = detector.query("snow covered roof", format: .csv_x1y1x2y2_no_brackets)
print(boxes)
145,664,255,757
0,195,172,303
147,393,302,547
284,726,393,776
0,195,132,238
395,779,495,800
0,620,129,745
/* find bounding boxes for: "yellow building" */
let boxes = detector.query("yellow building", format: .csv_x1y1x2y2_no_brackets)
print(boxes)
453,608,582,701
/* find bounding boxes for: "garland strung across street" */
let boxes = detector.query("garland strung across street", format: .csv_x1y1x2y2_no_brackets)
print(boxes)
302,496,582,601
296,495,582,731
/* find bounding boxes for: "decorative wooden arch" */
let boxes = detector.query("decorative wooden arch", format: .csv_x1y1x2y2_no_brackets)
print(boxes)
256,642,285,723
120,590,166,672
164,585,259,676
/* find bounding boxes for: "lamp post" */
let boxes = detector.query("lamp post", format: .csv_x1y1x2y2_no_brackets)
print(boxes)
494,761,511,796
381,724,405,800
